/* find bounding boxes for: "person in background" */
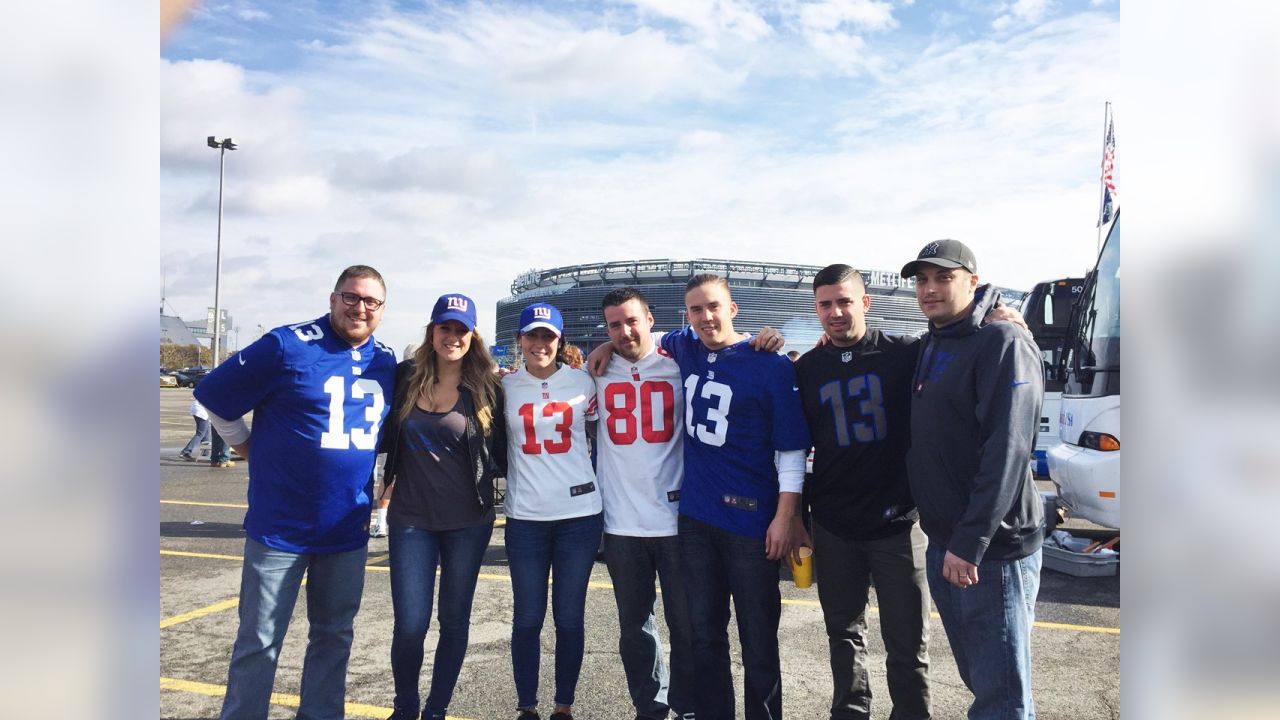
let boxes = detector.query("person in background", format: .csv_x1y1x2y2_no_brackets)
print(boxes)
209,427,234,468
179,397,210,461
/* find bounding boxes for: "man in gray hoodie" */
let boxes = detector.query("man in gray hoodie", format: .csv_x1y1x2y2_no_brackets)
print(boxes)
901,240,1044,720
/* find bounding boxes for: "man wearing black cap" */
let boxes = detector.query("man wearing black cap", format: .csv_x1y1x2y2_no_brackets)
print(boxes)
900,240,1044,720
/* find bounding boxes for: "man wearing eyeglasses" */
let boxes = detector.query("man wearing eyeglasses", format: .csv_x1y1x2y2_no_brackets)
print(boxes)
195,265,398,720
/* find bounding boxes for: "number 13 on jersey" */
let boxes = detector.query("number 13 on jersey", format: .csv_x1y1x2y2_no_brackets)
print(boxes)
518,402,574,454
683,374,732,447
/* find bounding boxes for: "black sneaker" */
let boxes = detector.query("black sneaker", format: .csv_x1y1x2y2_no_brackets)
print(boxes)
550,712,573,720
517,711,540,720
179,452,195,462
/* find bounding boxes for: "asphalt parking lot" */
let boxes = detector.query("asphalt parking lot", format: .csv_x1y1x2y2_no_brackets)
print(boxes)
160,387,1120,719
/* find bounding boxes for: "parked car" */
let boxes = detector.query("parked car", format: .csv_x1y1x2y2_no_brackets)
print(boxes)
160,370,178,387
173,366,211,388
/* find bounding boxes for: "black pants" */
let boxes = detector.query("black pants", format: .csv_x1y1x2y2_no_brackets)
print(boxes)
813,520,931,720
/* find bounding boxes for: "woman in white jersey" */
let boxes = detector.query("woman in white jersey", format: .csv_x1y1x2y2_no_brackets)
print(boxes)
501,302,602,720
379,294,506,720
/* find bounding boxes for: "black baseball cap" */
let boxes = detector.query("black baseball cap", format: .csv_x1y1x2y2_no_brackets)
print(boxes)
900,239,978,278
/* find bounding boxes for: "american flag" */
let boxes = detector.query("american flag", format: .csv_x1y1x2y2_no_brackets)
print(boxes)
1099,112,1117,226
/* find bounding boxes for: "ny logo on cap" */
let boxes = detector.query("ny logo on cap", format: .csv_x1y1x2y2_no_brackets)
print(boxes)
447,296,469,312
922,241,940,257
533,306,552,320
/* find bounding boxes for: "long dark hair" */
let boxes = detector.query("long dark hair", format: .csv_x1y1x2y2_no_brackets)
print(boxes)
399,324,500,434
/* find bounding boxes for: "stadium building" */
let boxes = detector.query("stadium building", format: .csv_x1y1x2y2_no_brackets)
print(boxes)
493,259,1022,362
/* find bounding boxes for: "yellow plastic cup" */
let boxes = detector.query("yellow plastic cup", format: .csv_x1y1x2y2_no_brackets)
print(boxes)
789,546,814,588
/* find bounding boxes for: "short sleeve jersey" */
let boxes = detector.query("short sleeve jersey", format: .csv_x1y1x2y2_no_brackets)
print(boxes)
194,314,397,554
594,344,684,537
660,327,812,538
795,329,920,541
501,364,600,521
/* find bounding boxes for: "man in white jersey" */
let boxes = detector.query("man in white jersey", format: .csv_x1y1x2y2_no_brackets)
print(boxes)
588,286,789,720
594,288,694,720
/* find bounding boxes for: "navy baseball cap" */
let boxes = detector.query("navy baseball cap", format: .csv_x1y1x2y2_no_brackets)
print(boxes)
431,293,477,331
900,239,978,278
519,302,564,336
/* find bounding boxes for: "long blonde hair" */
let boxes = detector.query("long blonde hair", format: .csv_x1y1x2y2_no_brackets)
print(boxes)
398,324,500,434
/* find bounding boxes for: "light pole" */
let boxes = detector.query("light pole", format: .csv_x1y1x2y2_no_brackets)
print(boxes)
207,136,237,366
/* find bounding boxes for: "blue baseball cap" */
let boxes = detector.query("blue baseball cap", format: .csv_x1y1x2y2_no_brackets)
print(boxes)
519,302,564,336
431,293,477,331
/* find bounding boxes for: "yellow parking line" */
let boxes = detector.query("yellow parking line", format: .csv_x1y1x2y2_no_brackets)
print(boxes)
163,549,244,561
162,499,249,509
161,597,239,628
158,677,462,719
1033,619,1120,635
162,550,1121,636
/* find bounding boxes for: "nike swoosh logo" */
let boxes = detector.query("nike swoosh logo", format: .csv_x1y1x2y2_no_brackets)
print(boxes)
1011,380,1030,387
238,354,246,366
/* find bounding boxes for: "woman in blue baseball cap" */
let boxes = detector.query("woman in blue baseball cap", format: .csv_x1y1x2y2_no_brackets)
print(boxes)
500,302,602,720
379,293,507,720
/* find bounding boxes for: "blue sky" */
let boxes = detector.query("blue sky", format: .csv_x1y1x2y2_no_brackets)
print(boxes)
161,0,1119,354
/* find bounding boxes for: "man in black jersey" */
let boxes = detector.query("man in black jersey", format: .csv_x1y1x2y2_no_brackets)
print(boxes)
794,264,932,720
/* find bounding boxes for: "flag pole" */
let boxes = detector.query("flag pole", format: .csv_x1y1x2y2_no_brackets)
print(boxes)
1095,101,1110,255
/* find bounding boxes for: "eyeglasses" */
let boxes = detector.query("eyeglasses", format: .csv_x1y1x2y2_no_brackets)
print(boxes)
334,291,385,310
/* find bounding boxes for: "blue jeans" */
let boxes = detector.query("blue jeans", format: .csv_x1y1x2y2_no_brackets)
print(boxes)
504,513,604,709
678,514,783,720
603,533,695,719
220,537,367,720
389,523,494,719
181,416,210,456
210,427,231,463
925,544,1041,720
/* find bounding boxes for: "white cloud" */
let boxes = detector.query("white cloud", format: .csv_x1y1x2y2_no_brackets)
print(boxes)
160,3,1119,356
235,8,270,22
786,0,897,75
346,5,746,105
160,59,328,214
994,0,1055,29
627,0,772,44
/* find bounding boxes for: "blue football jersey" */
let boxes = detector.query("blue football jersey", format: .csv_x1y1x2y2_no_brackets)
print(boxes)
194,314,397,553
660,327,811,538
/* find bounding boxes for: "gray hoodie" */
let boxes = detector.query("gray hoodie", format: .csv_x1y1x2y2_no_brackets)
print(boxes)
906,285,1045,564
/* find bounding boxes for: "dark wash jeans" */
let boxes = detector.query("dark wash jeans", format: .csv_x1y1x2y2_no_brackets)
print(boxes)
603,532,696,719
926,543,1041,720
504,513,604,709
812,520,931,720
678,513,783,720
388,523,494,719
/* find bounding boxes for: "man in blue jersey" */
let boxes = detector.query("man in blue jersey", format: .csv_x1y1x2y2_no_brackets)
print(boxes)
661,273,812,720
195,265,398,720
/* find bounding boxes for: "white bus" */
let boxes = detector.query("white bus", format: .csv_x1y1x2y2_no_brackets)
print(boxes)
1020,276,1086,476
1047,212,1121,529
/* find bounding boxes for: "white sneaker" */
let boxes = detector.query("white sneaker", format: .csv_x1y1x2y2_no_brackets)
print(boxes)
370,523,387,538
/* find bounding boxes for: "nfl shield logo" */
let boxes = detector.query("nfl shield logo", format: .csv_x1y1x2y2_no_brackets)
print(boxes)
707,352,717,363
841,351,852,363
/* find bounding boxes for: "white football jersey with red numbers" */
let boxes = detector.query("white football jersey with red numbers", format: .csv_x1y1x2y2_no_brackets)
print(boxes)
595,344,684,536
501,364,600,521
